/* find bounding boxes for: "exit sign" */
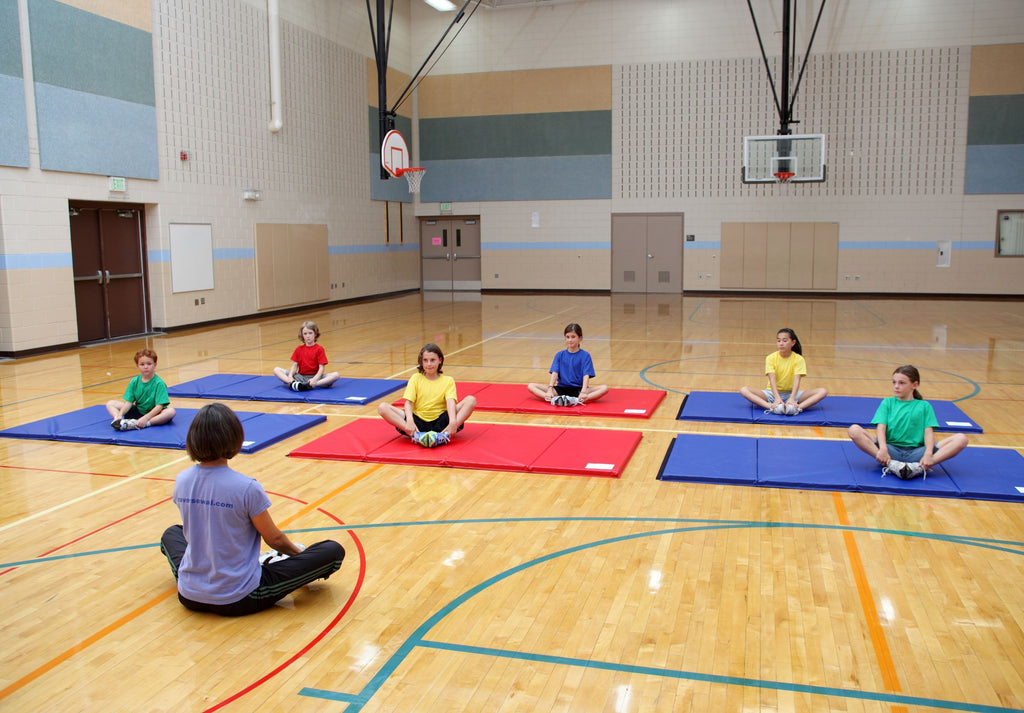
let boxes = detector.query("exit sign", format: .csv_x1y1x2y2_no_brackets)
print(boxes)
109,176,126,192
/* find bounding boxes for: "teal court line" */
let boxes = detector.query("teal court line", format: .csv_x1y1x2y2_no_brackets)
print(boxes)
5,517,1024,569
289,519,1024,713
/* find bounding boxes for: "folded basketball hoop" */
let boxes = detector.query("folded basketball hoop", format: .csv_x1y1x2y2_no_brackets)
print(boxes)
396,167,425,193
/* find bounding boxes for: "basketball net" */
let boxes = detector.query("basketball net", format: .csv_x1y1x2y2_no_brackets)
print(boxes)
397,167,425,194
774,171,795,183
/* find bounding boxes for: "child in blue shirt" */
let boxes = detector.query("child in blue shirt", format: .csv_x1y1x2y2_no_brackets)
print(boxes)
527,323,609,407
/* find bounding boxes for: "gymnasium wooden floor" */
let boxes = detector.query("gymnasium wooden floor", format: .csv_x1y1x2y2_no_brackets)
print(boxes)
1,292,1022,712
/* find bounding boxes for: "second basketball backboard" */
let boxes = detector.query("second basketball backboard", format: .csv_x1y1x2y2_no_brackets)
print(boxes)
743,134,826,183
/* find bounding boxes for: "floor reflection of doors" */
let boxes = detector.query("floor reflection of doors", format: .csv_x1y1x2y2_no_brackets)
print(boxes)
611,213,684,293
419,217,481,291
70,203,149,343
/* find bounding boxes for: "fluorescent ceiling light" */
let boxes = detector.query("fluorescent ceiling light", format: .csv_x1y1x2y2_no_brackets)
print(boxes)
424,0,457,10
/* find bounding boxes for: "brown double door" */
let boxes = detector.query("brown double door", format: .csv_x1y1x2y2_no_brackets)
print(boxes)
70,202,150,342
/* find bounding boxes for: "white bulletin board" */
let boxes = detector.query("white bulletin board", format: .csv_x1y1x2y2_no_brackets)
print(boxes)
169,223,214,293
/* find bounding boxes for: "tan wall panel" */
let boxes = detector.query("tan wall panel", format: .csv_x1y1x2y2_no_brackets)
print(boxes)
59,0,151,32
812,223,839,290
720,223,744,288
367,60,412,108
742,223,767,288
255,224,328,310
789,223,815,289
970,44,1024,96
419,66,612,118
765,223,791,289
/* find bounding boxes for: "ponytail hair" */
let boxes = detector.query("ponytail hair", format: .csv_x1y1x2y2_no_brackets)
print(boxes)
893,364,923,399
777,327,802,355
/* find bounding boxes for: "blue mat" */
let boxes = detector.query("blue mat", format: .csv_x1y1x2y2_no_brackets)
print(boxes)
658,434,1024,502
0,405,325,453
168,374,405,405
676,391,982,433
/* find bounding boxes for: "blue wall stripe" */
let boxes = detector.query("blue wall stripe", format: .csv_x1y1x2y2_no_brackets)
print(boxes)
0,74,30,168
420,155,611,202
146,246,416,264
483,241,608,251
965,144,1024,195
35,83,158,179
0,253,73,269
330,243,418,254
28,0,155,106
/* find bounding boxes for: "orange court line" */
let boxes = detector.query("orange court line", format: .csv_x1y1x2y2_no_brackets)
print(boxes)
0,464,380,703
832,492,908,713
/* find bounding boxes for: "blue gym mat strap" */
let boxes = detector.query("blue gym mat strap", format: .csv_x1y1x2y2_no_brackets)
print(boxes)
168,373,405,404
0,405,325,453
658,433,1024,502
676,391,982,433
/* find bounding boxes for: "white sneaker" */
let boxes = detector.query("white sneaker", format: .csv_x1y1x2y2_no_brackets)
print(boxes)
122,419,140,430
883,460,907,478
771,402,786,415
898,463,926,480
552,395,570,407
259,550,289,565
784,403,800,416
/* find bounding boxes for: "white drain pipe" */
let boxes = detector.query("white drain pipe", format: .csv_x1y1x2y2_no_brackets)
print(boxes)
267,0,282,133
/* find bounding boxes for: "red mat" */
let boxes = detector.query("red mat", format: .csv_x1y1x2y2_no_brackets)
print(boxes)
288,419,642,478
393,382,666,419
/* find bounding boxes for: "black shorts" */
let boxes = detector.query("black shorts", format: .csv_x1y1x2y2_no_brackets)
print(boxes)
123,405,144,420
395,412,464,435
554,385,582,397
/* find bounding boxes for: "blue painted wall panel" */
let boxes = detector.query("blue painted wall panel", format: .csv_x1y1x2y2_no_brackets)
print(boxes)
964,144,1024,194
28,0,155,106
35,84,158,179
1,1,23,75
0,74,29,167
420,155,611,202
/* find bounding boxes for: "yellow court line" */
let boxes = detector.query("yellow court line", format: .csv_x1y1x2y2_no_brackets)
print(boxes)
832,492,908,713
0,455,189,534
0,464,380,703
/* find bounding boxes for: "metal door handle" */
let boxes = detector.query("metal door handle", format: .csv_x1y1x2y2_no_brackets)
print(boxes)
106,272,144,279
104,269,111,283
647,254,654,259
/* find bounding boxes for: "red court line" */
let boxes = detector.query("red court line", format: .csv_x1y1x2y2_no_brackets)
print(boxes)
0,464,378,706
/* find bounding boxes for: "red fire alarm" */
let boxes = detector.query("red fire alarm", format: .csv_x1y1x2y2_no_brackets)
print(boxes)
179,151,188,161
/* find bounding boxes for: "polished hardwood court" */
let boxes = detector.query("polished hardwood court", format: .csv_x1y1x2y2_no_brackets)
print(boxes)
1,292,1022,712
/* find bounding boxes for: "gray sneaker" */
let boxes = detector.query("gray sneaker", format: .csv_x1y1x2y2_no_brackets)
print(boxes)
771,402,786,415
784,403,800,416
552,395,570,407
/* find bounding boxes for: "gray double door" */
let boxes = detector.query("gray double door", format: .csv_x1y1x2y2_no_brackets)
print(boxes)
419,217,482,291
611,213,684,293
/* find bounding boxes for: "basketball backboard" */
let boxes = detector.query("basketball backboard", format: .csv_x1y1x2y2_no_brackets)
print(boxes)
743,134,825,183
381,129,410,178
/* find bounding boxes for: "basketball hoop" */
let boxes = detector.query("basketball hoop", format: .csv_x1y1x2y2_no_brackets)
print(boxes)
774,171,795,183
396,167,425,193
